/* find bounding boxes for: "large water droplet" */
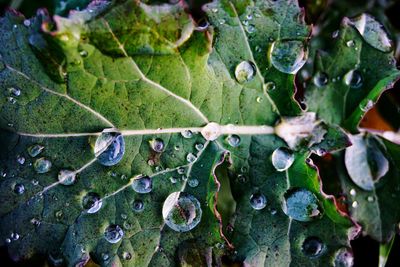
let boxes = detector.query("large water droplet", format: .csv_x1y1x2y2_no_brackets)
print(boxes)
132,199,144,212
132,175,152,194
58,170,76,185
250,193,267,210
94,129,125,166
344,70,363,88
162,192,202,232
82,192,102,213
149,138,164,153
235,61,256,83
13,183,25,195
34,158,52,173
349,14,392,52
313,72,329,87
283,188,322,222
334,247,354,267
104,224,124,243
227,135,241,147
27,144,44,157
271,147,294,172
270,40,308,74
302,237,326,258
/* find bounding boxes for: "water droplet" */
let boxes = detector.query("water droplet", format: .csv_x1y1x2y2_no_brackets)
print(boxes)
346,40,355,47
27,144,44,157
195,143,204,151
188,178,199,188
227,135,241,147
349,189,356,196
235,61,256,83
94,129,125,166
8,87,21,96
177,167,186,175
246,14,253,20
186,153,197,163
31,179,39,186
30,218,41,227
102,253,109,261
218,19,225,25
162,192,202,232
270,208,277,215
351,201,358,208
270,40,308,74
211,8,218,13
195,18,209,31
271,147,294,172
14,184,25,195
120,213,127,220
104,224,124,243
58,170,76,185
237,174,247,183
181,130,193,139
34,158,52,173
332,30,339,38
7,97,16,104
122,251,132,260
302,237,325,258
132,199,144,212
313,72,329,87
201,122,221,141
149,138,164,153
10,232,19,241
55,210,63,219
82,192,102,213
334,248,354,267
245,24,256,33
349,14,392,52
170,176,178,184
23,19,31,27
264,81,276,92
360,100,374,112
367,196,375,202
132,175,152,194
250,193,267,210
283,188,322,222
344,70,363,88
5,238,11,243
79,50,88,57
16,155,25,165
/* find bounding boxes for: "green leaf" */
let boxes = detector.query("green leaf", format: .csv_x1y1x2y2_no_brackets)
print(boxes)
0,0,355,266
305,14,400,132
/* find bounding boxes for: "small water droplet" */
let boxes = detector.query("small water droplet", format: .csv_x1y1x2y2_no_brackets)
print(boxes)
195,18,209,31
8,87,21,96
79,50,88,57
186,153,197,163
162,192,202,232
344,70,363,88
270,208,277,215
55,210,63,219
30,218,41,227
82,192,102,213
246,14,253,20
104,224,124,243
302,237,325,258
218,19,225,25
237,174,247,183
283,188,322,222
346,40,355,47
170,176,178,184
16,155,25,165
181,130,193,139
10,232,19,241
270,40,308,74
122,251,132,260
149,138,164,153
271,147,294,172
177,167,186,175
332,30,339,38
350,189,356,196
31,179,39,186
27,144,44,157
227,135,241,147
250,193,267,210
351,201,358,208
7,97,16,104
367,196,375,202
58,170,76,185
256,96,262,103
264,81,276,92
102,253,109,261
235,61,256,83
334,247,354,267
94,129,125,166
188,178,199,188
245,24,256,33
195,143,204,151
34,158,52,173
313,72,329,87
5,238,11,243
360,100,374,112
120,213,127,220
132,199,144,212
23,19,31,27
211,8,218,13
132,175,152,194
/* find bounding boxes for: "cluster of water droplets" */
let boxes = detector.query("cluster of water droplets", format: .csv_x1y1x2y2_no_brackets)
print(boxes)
5,86,21,104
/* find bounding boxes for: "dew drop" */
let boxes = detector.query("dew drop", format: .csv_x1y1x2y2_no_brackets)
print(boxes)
132,199,144,212
170,176,178,184
181,130,193,139
332,30,339,38
250,193,267,210
367,196,375,202
104,224,124,243
352,201,358,208
16,155,25,165
360,100,374,112
82,192,102,213
283,188,322,222
302,237,325,258
270,40,308,74
334,247,354,267
13,183,25,195
350,14,392,52
23,19,31,27
271,147,294,172
132,175,152,194
27,144,44,157
58,170,76,185
264,81,276,92
8,87,21,96
344,70,363,88
7,97,16,104
79,50,88,57
195,143,204,151
227,135,241,147
149,138,164,153
313,72,329,87
94,129,125,166
195,18,209,31
235,61,256,83
10,232,20,241
188,178,199,188
346,40,355,47
186,153,197,163
245,24,256,33
122,251,132,260
34,158,52,173
177,167,186,175
350,189,356,196
162,192,202,232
